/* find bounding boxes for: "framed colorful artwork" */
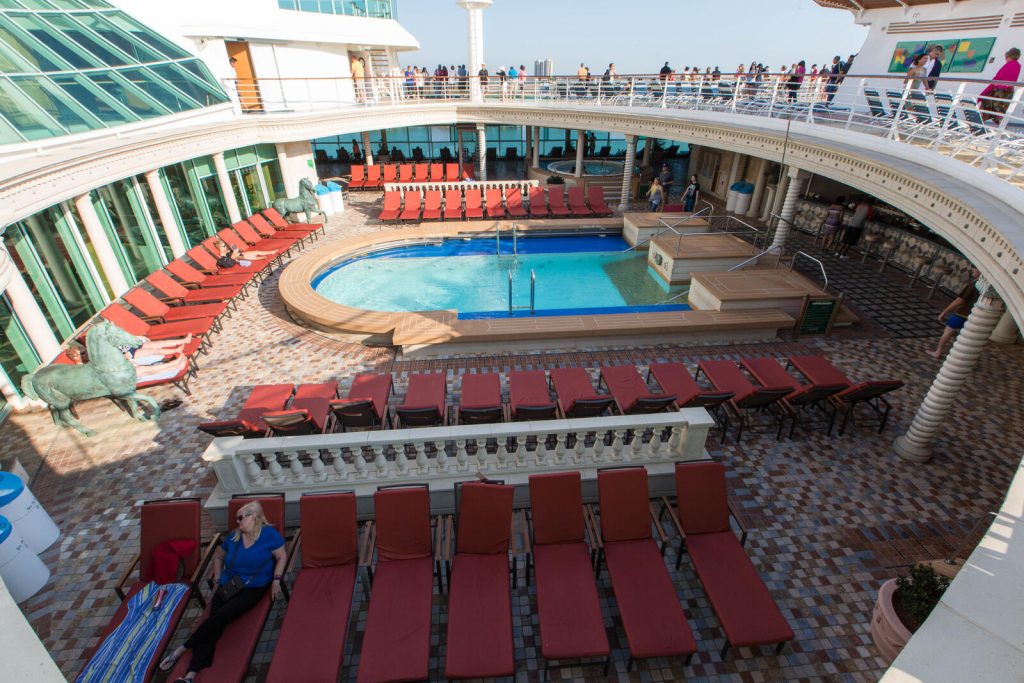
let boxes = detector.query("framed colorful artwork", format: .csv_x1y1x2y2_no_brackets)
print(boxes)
947,37,996,73
887,38,961,73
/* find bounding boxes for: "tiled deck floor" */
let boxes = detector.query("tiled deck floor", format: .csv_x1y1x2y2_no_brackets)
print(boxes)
4,192,1021,682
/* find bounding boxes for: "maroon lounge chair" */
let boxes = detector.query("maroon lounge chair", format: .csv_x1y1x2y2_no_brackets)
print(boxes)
399,191,422,222
568,187,594,217
122,288,228,327
464,188,484,219
421,190,442,220
168,495,288,683
670,462,794,659
378,191,401,222
348,164,366,190
599,365,676,414
262,207,324,237
357,484,438,683
741,357,847,436
444,189,464,220
505,187,527,218
648,362,734,438
596,466,697,670
528,186,549,217
100,303,215,342
444,481,516,680
787,355,903,435
262,381,339,436
549,367,613,418
327,373,392,432
485,188,506,219
509,370,557,420
232,220,302,255
251,211,321,243
395,373,447,427
265,492,359,683
189,241,268,279
588,186,613,216
529,472,610,675
458,372,505,424
166,259,253,290
696,360,793,442
147,271,245,306
197,383,294,438
547,187,572,217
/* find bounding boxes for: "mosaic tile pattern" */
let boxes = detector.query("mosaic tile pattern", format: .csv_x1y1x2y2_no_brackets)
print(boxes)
2,192,1022,683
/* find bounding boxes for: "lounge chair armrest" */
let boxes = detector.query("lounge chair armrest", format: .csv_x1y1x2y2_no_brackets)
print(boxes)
359,521,376,567
728,500,748,546
659,496,686,541
285,529,302,573
191,533,222,585
440,514,455,562
515,509,532,555
158,296,184,305
115,553,141,601
583,504,603,551
649,503,670,555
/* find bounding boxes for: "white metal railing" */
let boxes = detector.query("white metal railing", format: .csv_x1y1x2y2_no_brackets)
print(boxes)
202,409,714,497
227,72,1024,187
384,179,539,194
626,207,711,252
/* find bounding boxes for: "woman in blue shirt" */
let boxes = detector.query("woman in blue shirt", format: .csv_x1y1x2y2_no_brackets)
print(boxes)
159,502,286,682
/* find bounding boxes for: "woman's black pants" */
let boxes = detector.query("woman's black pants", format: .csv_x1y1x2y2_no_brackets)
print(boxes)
184,586,267,672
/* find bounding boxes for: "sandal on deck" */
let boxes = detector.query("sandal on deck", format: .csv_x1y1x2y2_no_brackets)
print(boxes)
158,651,180,672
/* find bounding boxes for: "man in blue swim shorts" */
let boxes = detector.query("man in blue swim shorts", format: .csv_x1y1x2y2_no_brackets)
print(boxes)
929,268,980,359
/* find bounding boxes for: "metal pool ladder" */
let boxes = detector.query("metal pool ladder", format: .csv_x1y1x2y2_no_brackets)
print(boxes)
507,268,536,315
496,223,518,260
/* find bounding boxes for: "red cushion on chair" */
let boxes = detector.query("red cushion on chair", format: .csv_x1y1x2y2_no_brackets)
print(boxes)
529,471,585,545
649,363,702,406
604,539,696,659
597,467,652,543
510,370,552,408
549,367,601,413
357,557,434,683
686,532,793,648
789,355,852,387
698,360,757,402
674,462,730,535
456,482,513,555
374,487,432,561
741,357,804,395
167,593,272,682
138,499,201,582
399,373,446,414
459,373,501,410
237,384,295,432
265,565,357,683
533,542,609,660
444,553,514,679
601,365,662,413
290,382,338,432
348,374,392,422
300,492,357,568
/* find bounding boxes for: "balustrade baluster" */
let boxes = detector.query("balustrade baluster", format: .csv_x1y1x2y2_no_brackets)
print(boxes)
241,453,265,486
478,439,494,471
310,449,327,481
534,436,548,466
649,430,664,459
267,452,284,482
631,430,644,460
495,439,509,469
669,424,684,455
574,431,587,463
288,452,306,482
592,432,606,462
396,443,410,475
455,439,469,471
436,441,450,473
514,438,526,467
611,429,625,461
415,441,429,474
554,432,567,464
338,449,356,480
372,444,388,477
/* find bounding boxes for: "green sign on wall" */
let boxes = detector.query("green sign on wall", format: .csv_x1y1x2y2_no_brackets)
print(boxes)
887,37,996,74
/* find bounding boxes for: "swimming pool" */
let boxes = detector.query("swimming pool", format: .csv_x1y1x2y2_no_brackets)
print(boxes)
312,235,690,319
546,159,624,176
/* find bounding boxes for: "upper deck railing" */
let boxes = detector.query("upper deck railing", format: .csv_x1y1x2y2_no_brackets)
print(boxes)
226,72,1024,190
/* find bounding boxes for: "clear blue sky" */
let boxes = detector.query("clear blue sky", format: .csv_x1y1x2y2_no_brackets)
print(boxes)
397,0,867,74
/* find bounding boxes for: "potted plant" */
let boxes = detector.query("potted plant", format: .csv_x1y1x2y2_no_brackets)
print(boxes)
546,175,565,185
871,564,950,663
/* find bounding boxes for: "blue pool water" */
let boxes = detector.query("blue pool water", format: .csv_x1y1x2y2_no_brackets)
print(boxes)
313,235,690,318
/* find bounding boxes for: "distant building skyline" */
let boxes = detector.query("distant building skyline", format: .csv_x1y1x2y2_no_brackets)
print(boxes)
534,59,554,77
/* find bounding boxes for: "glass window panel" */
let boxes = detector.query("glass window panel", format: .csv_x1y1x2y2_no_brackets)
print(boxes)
163,163,210,247
50,72,137,124
175,58,229,101
0,39,30,72
0,17,70,71
7,13,99,68
298,0,318,11
148,62,224,107
0,295,40,390
10,75,103,132
42,14,130,66
0,1,28,8
101,11,189,60
14,0,57,8
45,0,91,8
261,161,285,201
0,76,65,138
87,70,165,118
228,171,249,215
134,174,175,261
94,182,164,283
237,165,267,211
4,225,72,339
117,66,198,111
66,200,114,298
277,0,297,9
199,175,229,229
73,13,162,62
0,109,26,142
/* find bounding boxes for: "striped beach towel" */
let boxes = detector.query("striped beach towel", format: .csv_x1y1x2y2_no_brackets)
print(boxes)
76,581,189,683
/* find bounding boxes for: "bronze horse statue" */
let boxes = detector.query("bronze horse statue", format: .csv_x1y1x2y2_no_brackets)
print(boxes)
20,322,161,436
272,178,328,224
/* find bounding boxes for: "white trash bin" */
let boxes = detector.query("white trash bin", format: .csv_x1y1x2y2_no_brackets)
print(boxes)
0,515,50,603
327,181,345,213
0,471,59,554
315,184,335,216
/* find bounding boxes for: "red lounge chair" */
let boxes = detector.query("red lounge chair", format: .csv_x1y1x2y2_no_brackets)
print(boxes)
464,188,484,219
429,163,444,182
261,207,323,236
398,164,413,183
568,187,594,217
249,212,319,243
445,162,460,181
458,372,505,424
670,462,794,659
265,492,359,683
358,485,437,683
100,303,215,341
599,365,676,414
462,162,474,180
413,163,429,182
444,189,464,220
789,355,903,434
421,190,442,220
189,242,266,279
231,220,302,255
647,362,734,438
596,466,697,670
786,355,851,387
147,271,244,305
349,164,366,190
327,373,392,432
166,259,253,289
529,472,610,675
197,383,294,438
444,482,516,680
382,163,397,185
549,367,613,418
509,370,557,420
218,227,289,260
83,499,213,682
528,186,549,217
505,187,527,218
378,191,401,222
485,188,506,219
741,357,847,436
395,373,446,427
167,495,287,683
399,191,422,222
548,187,572,217
262,381,339,436
135,357,196,395
123,288,228,326
588,186,613,216
696,360,793,442
365,164,383,189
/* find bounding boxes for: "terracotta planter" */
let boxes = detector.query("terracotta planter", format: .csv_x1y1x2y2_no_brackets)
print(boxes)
870,579,913,663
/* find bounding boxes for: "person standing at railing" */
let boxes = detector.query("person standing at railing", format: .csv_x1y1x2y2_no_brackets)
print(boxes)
787,61,805,102
518,65,527,94
905,54,928,91
825,55,842,103
478,63,489,97
352,56,365,103
923,45,945,92
819,196,846,253
980,47,1021,123
508,65,518,96
458,64,468,95
659,61,672,83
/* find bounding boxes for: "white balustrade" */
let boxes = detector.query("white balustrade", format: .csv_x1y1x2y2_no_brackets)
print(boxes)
203,409,713,498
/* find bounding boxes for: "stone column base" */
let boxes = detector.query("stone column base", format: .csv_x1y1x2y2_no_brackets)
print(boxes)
892,434,933,463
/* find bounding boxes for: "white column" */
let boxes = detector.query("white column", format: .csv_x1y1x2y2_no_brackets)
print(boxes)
1,247,61,363
769,166,802,252
989,310,1020,344
476,123,487,181
726,153,744,191
74,193,130,297
524,125,532,170
574,130,585,178
618,134,637,211
362,131,374,166
457,0,492,103
213,152,242,224
640,137,652,170
532,126,540,168
686,144,701,180
893,284,1005,462
748,158,769,218
276,143,295,194
144,170,187,258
